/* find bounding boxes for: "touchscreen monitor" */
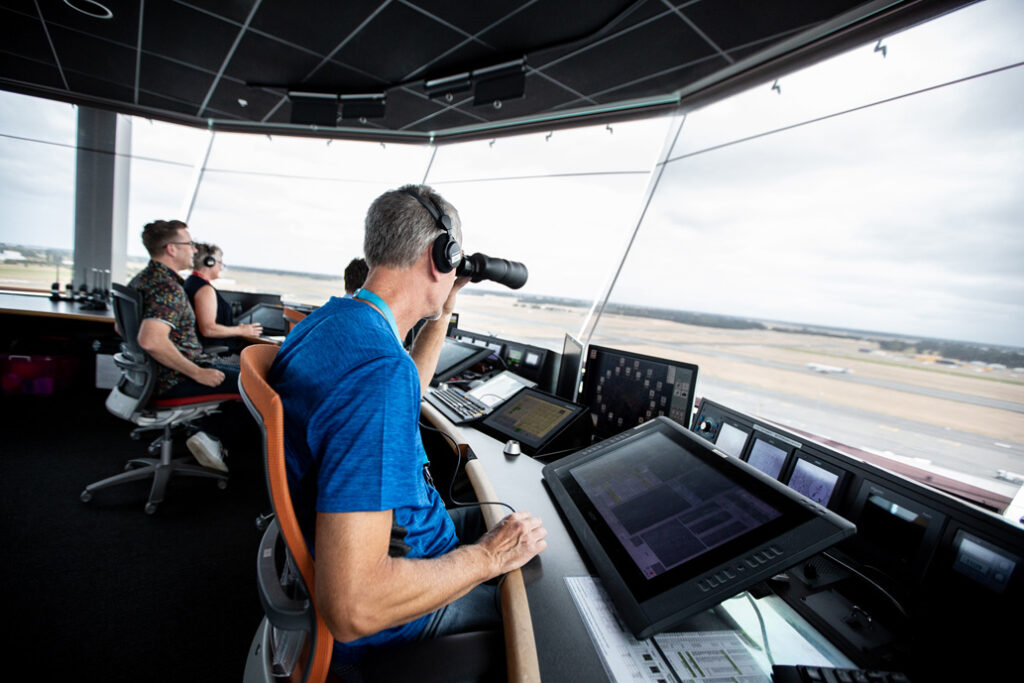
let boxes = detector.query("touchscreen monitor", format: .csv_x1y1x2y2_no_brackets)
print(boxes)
432,338,493,385
542,417,855,638
478,386,587,456
715,422,750,458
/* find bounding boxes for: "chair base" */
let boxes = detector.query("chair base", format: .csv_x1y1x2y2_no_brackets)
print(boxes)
81,422,228,514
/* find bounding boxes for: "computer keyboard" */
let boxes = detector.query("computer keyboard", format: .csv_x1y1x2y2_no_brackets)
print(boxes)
771,664,911,683
424,385,490,424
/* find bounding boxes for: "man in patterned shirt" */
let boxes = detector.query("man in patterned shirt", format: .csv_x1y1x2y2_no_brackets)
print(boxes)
129,219,240,471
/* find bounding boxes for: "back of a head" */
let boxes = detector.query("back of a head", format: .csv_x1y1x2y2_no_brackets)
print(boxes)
363,184,462,269
193,242,221,271
344,257,369,293
141,219,187,257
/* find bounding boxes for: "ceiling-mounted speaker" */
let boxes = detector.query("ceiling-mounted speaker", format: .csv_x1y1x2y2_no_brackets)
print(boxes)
289,92,338,126
340,94,386,120
473,60,525,106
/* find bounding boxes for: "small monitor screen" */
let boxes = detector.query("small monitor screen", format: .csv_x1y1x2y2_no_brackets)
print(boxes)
479,387,586,453
433,338,492,384
860,492,930,564
715,422,750,458
543,417,856,639
786,457,841,506
746,438,788,479
951,531,1019,594
580,345,698,438
556,334,584,401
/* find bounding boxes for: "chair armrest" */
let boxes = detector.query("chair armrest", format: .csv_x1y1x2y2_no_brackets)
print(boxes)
257,519,315,632
204,345,230,356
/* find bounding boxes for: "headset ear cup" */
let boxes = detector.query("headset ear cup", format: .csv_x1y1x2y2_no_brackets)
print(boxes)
432,233,457,273
203,255,216,268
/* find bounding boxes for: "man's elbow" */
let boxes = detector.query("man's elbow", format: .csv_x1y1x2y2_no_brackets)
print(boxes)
198,322,219,337
320,596,383,643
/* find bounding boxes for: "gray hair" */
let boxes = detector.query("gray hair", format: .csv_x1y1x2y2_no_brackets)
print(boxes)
363,184,462,269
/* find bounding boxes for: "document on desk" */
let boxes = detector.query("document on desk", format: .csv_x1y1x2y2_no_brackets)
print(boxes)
565,576,770,683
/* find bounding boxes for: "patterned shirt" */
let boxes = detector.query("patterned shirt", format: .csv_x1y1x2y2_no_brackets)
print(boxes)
129,260,206,395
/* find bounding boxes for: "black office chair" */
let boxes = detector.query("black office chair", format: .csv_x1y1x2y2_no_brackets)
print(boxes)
80,283,237,514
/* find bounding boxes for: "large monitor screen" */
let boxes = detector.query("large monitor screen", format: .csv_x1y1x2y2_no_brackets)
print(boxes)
543,418,855,639
580,345,698,439
555,333,584,401
432,338,493,385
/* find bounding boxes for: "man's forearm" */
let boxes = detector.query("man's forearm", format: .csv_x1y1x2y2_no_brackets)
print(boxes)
147,336,203,380
409,315,450,396
323,542,495,642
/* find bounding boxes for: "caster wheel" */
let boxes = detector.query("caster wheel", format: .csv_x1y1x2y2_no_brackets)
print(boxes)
217,479,228,490
80,490,92,503
145,502,157,515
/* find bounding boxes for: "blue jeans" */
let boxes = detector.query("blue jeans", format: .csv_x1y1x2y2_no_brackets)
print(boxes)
417,506,502,639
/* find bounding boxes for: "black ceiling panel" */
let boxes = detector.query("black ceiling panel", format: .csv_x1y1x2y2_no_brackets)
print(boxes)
679,0,866,52
143,1,241,74
248,0,382,57
138,53,214,108
1,7,56,65
0,0,971,142
40,0,140,46
225,31,324,87
50,26,136,90
335,2,465,83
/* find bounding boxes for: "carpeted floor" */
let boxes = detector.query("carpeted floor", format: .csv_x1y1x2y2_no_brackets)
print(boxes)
0,389,269,682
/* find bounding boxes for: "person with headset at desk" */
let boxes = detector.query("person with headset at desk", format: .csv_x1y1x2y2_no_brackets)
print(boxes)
269,184,548,675
183,242,263,354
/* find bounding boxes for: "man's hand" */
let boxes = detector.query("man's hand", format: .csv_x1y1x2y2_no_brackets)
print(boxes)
442,275,471,316
239,322,263,336
193,367,225,387
476,510,548,575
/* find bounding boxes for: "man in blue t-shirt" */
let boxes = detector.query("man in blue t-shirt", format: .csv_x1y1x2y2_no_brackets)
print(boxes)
270,185,547,667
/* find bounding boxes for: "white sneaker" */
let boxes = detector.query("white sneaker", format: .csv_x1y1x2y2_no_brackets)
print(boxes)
187,432,228,472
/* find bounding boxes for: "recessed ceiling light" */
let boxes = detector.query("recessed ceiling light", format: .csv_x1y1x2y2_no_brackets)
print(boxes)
62,0,113,20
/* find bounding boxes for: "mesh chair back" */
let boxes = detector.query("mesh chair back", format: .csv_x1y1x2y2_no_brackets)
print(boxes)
106,283,157,420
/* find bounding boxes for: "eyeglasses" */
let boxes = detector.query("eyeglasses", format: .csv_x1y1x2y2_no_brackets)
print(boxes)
166,240,195,248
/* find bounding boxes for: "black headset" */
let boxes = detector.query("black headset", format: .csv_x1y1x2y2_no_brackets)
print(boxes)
403,189,461,273
202,254,217,268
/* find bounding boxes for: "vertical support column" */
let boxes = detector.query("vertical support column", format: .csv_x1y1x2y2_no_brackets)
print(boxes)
73,107,131,289
577,111,688,347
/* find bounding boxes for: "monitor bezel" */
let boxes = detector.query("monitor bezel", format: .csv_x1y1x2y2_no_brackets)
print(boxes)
432,338,494,384
741,428,797,480
555,333,584,402
782,450,849,510
580,344,699,438
477,386,587,455
543,417,856,638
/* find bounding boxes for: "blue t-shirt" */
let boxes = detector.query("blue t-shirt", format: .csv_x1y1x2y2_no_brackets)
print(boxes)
269,296,458,658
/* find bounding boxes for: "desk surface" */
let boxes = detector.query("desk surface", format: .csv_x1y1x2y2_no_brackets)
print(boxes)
0,291,116,323
435,415,852,682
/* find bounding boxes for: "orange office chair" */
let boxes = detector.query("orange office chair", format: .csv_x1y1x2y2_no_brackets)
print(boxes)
282,306,308,334
239,344,503,683
81,283,235,514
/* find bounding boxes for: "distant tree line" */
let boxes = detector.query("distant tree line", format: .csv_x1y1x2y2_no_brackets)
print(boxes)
877,339,1024,366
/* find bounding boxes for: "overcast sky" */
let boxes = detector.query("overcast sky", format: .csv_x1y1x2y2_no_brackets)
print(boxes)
1,0,1022,347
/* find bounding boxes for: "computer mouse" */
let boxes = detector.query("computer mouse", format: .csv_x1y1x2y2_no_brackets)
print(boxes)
503,439,521,456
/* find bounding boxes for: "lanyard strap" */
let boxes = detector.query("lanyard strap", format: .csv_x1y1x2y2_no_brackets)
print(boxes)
353,288,400,340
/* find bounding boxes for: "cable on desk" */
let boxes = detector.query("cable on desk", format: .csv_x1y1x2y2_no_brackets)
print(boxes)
419,420,516,515
822,551,909,620
744,592,775,666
